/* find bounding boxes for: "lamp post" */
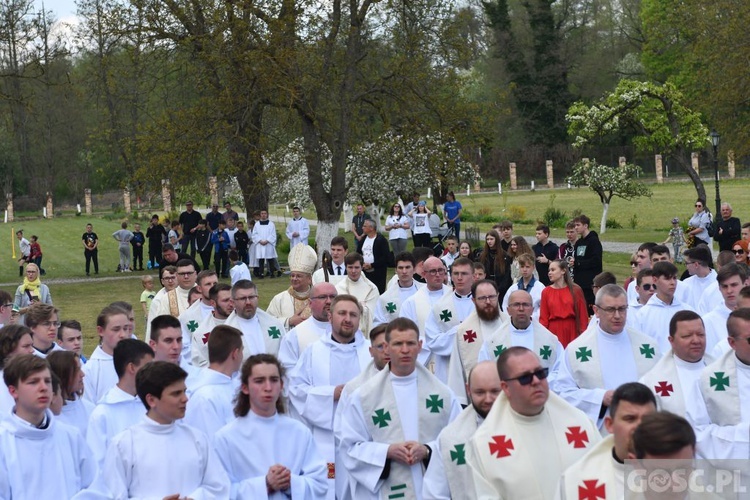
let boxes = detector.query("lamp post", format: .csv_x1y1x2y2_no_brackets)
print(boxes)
710,130,721,217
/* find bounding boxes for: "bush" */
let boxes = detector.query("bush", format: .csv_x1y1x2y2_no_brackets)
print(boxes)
606,218,623,229
508,205,526,222
542,206,568,228
629,214,639,230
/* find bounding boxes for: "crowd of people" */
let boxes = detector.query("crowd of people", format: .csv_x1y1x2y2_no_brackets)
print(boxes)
0,196,748,499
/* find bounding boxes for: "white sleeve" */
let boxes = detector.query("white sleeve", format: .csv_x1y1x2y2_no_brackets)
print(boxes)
185,431,230,499
288,349,336,431
277,330,301,375
445,340,468,407
424,311,456,357
550,350,605,424
422,438,451,500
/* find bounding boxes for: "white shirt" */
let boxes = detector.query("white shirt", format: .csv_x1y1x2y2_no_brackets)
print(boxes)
362,236,375,265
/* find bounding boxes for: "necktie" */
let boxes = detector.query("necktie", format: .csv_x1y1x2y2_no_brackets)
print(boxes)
337,266,342,275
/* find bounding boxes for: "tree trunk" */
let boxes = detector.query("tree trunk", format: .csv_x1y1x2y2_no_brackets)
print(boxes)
232,105,268,213
600,201,609,234
673,149,706,202
315,220,339,260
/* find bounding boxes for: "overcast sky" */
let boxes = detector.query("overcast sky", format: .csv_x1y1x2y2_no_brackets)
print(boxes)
38,0,78,21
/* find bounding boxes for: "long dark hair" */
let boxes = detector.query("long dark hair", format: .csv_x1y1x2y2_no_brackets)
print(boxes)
480,230,507,275
0,325,32,369
47,350,82,402
389,204,403,217
234,354,286,417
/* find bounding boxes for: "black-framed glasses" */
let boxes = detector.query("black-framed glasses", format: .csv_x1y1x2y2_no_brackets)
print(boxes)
311,294,337,301
1,303,12,309
177,271,195,277
596,306,628,315
425,269,446,276
504,367,549,386
734,249,746,255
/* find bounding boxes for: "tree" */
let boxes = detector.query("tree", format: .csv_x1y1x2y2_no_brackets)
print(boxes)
567,159,651,233
566,79,709,200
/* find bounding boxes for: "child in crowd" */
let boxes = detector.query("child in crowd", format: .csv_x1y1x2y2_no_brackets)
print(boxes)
131,223,145,271
663,217,686,263
228,249,252,285
472,262,486,281
29,235,45,275
139,276,155,321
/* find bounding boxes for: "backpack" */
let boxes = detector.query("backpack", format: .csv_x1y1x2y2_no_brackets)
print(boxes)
705,211,715,238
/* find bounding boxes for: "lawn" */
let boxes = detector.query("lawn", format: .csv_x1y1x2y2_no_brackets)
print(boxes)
5,176,724,354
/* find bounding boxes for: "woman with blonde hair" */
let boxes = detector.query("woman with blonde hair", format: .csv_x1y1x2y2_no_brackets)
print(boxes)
540,259,589,347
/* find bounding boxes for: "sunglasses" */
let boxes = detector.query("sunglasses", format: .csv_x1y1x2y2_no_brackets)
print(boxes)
505,367,549,386
640,283,656,291
734,249,746,255
695,204,703,208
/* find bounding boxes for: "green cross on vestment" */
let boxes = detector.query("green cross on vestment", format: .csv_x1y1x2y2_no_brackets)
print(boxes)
426,394,444,413
576,346,593,362
372,408,392,428
639,344,655,359
386,302,397,313
186,320,199,333
450,444,466,465
539,345,552,360
267,326,281,339
494,344,506,358
440,309,452,322
710,372,730,391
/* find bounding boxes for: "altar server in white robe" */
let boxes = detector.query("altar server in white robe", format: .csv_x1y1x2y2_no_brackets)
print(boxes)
82,305,134,404
190,283,234,367
555,382,657,499
626,268,656,330
501,254,545,320
225,280,286,358
289,294,372,499
400,256,452,366
702,264,745,353
338,317,461,500
336,253,380,336
286,206,311,248
278,282,337,374
423,361,501,500
374,252,423,327
252,208,281,278
635,261,696,353
682,245,722,313
554,284,660,428
184,325,243,438
424,257,475,381
0,325,34,416
639,310,713,427
86,339,153,468
267,244,317,331
0,355,95,499
178,270,218,363
47,350,94,436
92,361,229,498
468,347,600,499
697,308,750,459
214,353,328,499
146,259,197,341
149,315,199,384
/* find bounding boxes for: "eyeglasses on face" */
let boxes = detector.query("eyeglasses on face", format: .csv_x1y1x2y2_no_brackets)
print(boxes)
733,249,745,255
504,367,549,386
640,283,656,291
425,269,446,276
596,306,628,315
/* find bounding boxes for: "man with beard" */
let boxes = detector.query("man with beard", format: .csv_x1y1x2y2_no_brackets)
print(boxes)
268,244,317,331
289,295,371,500
190,284,235,367
336,253,380,335
423,361,502,500
225,280,286,358
178,270,218,363
278,282,338,373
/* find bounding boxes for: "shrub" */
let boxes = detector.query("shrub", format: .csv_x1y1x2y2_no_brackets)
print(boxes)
606,218,623,229
629,214,639,230
508,205,526,222
542,206,568,228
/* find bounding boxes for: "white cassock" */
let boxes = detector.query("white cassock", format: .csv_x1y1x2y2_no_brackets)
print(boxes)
190,314,227,367
634,294,696,353
183,368,239,439
424,293,474,382
468,392,600,500
179,299,214,364
696,280,723,315
82,346,117,405
627,279,689,306
552,324,660,427
0,410,95,499
146,286,191,341
0,373,13,417
278,316,331,374
267,288,311,332
289,332,371,500
86,385,146,469
252,220,278,259
555,435,624,500
501,279,545,320
59,397,95,437
336,276,380,336
224,309,286,359
286,217,311,247
373,281,423,327
338,365,461,500
214,411,328,499
400,285,451,366
229,262,252,285
682,270,718,313
422,404,483,500
696,350,750,459
93,417,229,499
701,302,732,353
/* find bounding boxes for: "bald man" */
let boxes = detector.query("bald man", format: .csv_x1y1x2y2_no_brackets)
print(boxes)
423,361,502,499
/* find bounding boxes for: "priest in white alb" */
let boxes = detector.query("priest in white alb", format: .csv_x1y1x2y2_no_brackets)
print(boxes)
267,244,317,331
214,354,328,499
373,252,423,327
146,259,197,341
337,317,461,500
178,270,218,363
285,206,311,248
554,284,660,428
468,347,600,499
423,361,501,500
335,253,380,336
190,283,234,367
224,280,286,358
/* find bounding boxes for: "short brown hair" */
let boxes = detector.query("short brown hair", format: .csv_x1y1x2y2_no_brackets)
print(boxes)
331,294,362,315
207,325,243,364
631,412,695,459
385,317,419,342
3,354,48,388
25,303,58,329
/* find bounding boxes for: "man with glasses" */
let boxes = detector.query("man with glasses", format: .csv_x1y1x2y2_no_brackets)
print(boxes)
336,253,380,335
425,257,475,382
0,291,13,328
278,282,338,374
146,260,197,342
555,284,660,429
401,256,451,367
374,252,423,328
636,261,697,353
268,244,317,331
25,303,64,357
467,346,599,498
225,280,286,358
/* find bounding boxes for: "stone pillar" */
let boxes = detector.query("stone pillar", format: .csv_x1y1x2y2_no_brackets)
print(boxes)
209,176,219,207
123,188,131,214
509,162,517,190
161,179,172,213
655,154,664,184
546,160,554,189
84,189,92,215
691,152,700,175
619,156,626,167
46,192,54,219
728,151,736,179
6,193,13,222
